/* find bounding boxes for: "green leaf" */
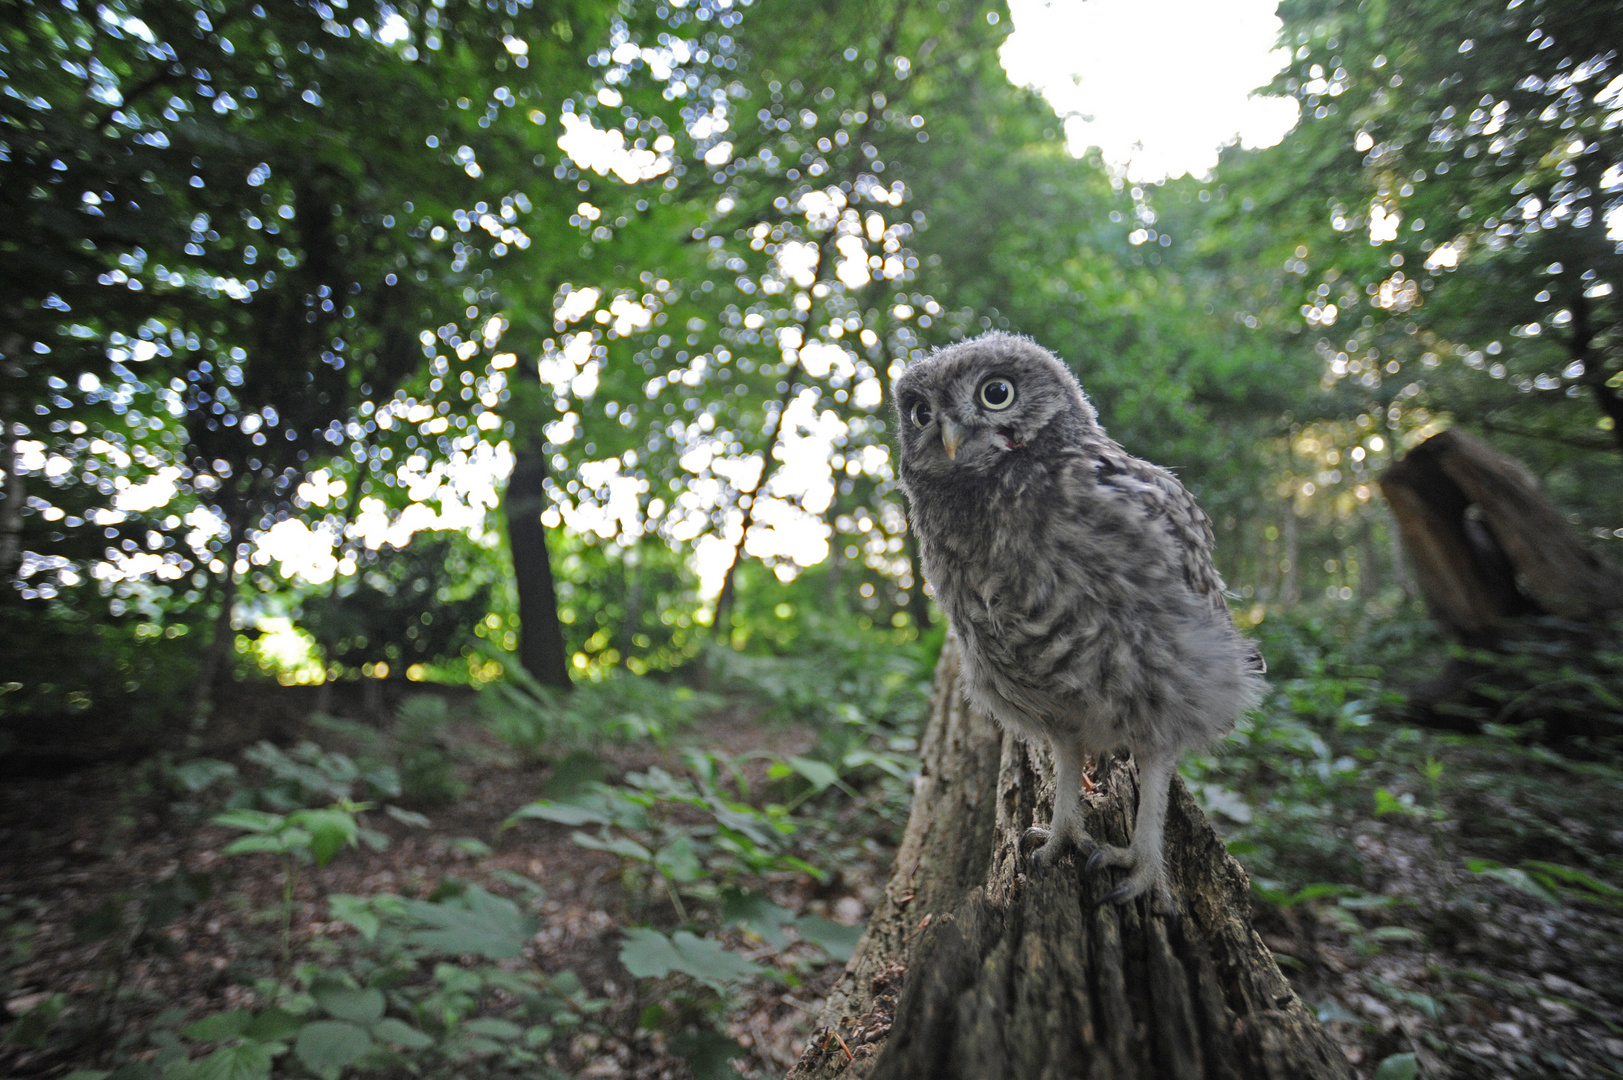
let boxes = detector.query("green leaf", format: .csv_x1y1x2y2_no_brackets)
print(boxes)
370,1018,434,1050
327,895,380,941
182,1009,253,1042
294,1021,374,1074
188,1042,275,1080
619,928,765,991
243,1008,305,1043
796,915,865,961
840,749,911,781
212,810,285,834
449,837,494,857
221,834,292,857
290,809,359,868
1372,1052,1418,1080
667,1026,748,1080
571,830,654,862
654,834,705,883
1521,861,1623,901
721,887,797,951
1368,925,1424,944
505,799,610,828
403,886,537,959
315,986,385,1025
1467,860,1561,906
1288,884,1360,906
461,1017,524,1041
786,756,839,792
1373,788,1412,817
384,806,432,828
170,759,237,794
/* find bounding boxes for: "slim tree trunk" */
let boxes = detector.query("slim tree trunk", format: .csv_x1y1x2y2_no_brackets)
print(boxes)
788,636,1350,1080
1569,293,1623,457
1384,505,1415,601
191,525,242,728
505,442,571,691
0,339,24,581
1281,505,1299,607
901,525,932,632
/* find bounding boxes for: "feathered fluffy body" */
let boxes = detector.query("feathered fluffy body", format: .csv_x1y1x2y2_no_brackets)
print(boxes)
894,332,1265,906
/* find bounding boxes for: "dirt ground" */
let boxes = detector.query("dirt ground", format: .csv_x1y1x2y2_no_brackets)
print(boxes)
2,700,1622,1079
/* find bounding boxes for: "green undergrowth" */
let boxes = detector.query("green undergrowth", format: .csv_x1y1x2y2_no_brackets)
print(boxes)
4,619,932,1080
1183,602,1623,1074
9,605,1622,1078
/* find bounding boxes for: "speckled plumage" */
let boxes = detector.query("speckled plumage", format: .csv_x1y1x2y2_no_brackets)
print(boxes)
894,332,1265,907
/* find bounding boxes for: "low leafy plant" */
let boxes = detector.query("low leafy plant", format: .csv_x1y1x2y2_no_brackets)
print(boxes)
480,649,715,756
83,881,602,1080
214,802,382,971
506,746,865,918
395,695,467,807
239,740,402,812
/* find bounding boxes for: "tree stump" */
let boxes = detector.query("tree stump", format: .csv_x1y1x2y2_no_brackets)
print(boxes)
1379,429,1623,645
787,637,1350,1080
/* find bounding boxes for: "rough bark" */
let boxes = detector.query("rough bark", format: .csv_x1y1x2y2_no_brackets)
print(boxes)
788,637,1350,1080
1,336,24,580
505,443,571,691
190,537,241,727
1379,429,1623,644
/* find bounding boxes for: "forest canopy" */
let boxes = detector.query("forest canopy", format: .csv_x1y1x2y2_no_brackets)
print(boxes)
2,0,1620,716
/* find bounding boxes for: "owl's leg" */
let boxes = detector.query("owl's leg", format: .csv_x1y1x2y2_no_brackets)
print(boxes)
1085,749,1175,912
1020,739,1096,877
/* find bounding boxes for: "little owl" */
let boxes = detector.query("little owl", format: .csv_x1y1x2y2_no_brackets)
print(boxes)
894,333,1265,907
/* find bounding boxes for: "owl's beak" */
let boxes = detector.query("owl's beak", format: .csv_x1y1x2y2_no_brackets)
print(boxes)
939,417,963,460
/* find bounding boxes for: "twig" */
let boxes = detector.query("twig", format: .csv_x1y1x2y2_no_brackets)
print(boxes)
902,912,932,943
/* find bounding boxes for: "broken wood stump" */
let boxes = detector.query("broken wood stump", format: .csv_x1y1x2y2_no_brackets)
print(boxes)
1380,429,1623,646
787,637,1350,1080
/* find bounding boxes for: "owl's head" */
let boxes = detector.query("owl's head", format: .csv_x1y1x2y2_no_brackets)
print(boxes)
892,332,1098,482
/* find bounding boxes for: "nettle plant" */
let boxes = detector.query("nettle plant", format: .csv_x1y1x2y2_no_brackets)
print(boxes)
212,738,434,971
505,743,887,1078
83,880,602,1080
506,745,907,918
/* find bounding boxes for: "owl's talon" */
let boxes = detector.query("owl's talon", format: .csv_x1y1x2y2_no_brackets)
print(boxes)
1084,844,1170,910
1020,826,1052,856
1084,844,1130,878
1023,824,1090,879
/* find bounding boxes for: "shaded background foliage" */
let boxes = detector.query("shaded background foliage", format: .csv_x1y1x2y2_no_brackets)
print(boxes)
1,0,1620,729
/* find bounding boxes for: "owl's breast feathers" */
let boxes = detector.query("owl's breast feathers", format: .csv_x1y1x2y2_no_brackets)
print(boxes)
910,438,1264,717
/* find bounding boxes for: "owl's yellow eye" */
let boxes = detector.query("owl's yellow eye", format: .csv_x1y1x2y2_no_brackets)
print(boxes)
979,377,1015,410
910,400,933,427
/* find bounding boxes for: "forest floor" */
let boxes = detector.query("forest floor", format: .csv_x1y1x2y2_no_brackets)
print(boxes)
2,670,1622,1079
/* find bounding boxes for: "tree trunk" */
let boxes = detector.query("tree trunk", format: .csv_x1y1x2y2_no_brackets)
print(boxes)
0,337,24,581
505,442,571,691
901,526,932,633
190,538,241,729
1281,505,1299,607
1379,429,1623,645
788,637,1350,1080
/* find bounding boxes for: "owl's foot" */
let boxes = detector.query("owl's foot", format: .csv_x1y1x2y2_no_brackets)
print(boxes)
1020,823,1095,879
1084,844,1173,914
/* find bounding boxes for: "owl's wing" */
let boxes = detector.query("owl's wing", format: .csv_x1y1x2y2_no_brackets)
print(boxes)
1083,446,1267,673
